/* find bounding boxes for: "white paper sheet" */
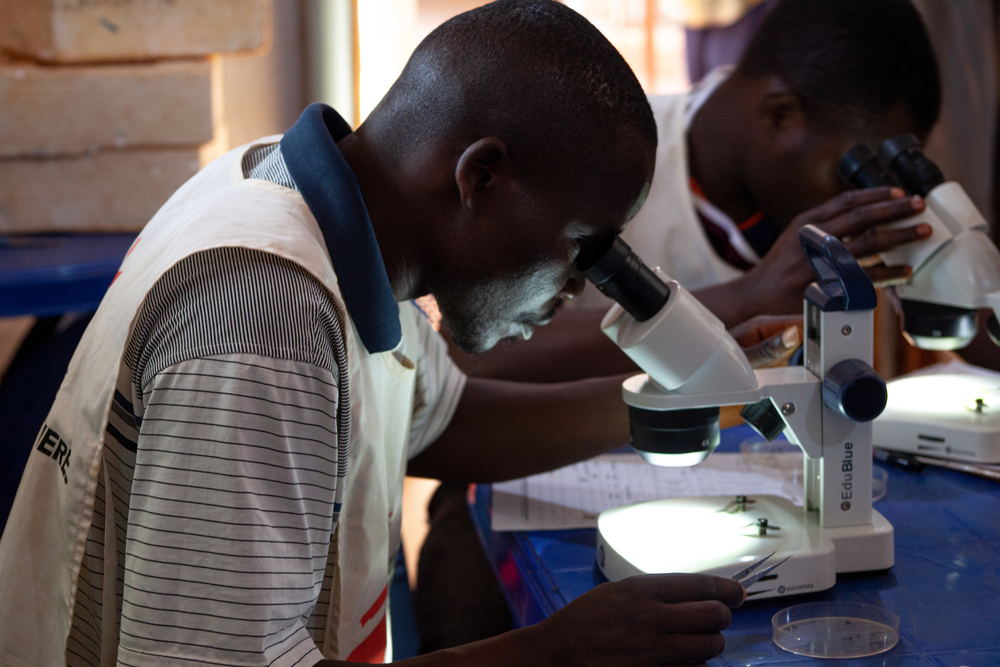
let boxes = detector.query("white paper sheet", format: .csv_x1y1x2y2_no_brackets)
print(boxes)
491,452,804,531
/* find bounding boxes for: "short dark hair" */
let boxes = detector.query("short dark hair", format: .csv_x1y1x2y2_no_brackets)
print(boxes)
371,0,656,194
738,0,941,138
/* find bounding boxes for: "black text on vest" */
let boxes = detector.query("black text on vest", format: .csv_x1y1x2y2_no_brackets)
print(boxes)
35,424,71,484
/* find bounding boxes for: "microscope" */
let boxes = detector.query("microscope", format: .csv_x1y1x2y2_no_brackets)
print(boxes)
576,226,893,597
840,135,1000,463
838,134,1000,350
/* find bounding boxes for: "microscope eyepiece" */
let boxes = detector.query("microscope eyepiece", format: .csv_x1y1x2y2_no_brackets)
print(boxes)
838,143,900,190
877,134,944,197
577,235,670,322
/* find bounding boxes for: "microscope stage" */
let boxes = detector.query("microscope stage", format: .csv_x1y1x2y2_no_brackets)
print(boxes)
874,373,1000,463
596,495,893,599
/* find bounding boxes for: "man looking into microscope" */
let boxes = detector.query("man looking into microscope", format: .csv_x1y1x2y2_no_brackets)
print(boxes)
416,0,942,653
0,2,757,666
444,0,940,385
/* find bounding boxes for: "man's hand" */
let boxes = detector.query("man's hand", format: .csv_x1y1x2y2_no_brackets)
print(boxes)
729,315,802,368
744,187,929,314
537,574,746,667
696,187,930,327
373,573,744,666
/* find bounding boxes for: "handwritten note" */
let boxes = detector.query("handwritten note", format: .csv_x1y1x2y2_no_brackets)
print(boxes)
491,452,804,531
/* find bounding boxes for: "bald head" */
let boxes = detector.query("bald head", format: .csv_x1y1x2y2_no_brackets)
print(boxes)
367,0,656,205
342,1,655,353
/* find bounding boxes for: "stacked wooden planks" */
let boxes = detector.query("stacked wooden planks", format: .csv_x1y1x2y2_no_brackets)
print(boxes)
0,0,271,233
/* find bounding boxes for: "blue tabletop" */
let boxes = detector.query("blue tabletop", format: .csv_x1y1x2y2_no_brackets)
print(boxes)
469,425,1000,666
0,234,136,317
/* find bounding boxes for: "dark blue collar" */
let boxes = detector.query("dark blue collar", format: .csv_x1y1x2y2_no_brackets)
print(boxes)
280,103,401,354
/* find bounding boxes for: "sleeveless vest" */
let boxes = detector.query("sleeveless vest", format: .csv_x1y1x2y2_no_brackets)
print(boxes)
0,139,416,664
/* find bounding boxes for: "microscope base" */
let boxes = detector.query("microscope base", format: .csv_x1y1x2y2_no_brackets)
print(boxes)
874,373,1000,464
596,495,893,599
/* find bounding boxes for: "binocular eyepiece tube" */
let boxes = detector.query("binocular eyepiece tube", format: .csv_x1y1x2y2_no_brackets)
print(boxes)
878,134,944,198
838,143,900,191
838,134,944,197
576,235,670,322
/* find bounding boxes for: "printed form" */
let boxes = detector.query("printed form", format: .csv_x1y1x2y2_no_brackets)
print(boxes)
491,452,804,531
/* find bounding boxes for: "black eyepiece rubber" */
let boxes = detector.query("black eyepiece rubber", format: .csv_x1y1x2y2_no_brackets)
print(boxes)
878,134,944,197
577,236,670,322
838,143,899,190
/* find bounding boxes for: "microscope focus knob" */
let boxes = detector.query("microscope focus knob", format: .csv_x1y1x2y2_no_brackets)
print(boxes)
822,359,887,422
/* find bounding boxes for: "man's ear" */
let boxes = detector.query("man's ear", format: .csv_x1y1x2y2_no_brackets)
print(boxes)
455,138,509,211
756,76,807,140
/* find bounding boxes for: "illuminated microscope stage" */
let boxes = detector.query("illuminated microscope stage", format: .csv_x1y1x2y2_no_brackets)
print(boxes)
596,495,894,599
874,372,1000,464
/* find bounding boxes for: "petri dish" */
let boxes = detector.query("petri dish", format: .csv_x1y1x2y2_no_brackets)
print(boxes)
872,465,888,502
772,601,899,658
739,437,800,454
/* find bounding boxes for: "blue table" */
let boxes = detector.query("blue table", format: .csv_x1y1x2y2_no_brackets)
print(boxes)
0,233,135,530
0,233,136,317
469,425,1000,666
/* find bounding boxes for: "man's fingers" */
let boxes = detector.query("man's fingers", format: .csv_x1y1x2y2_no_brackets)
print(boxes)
865,264,913,287
796,187,904,225
844,223,931,259
632,573,746,607
822,195,925,238
728,315,803,347
743,326,801,369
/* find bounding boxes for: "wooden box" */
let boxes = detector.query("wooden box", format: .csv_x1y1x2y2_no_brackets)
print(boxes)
0,0,270,63
0,148,201,233
0,57,214,157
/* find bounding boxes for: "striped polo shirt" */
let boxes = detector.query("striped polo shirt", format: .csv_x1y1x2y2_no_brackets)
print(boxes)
65,143,466,667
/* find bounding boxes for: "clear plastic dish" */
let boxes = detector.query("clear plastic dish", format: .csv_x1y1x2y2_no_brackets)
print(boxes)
739,437,800,455
772,601,899,658
872,465,888,502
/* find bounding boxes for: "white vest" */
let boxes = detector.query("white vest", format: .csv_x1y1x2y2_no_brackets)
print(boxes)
0,140,416,664
574,91,743,310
